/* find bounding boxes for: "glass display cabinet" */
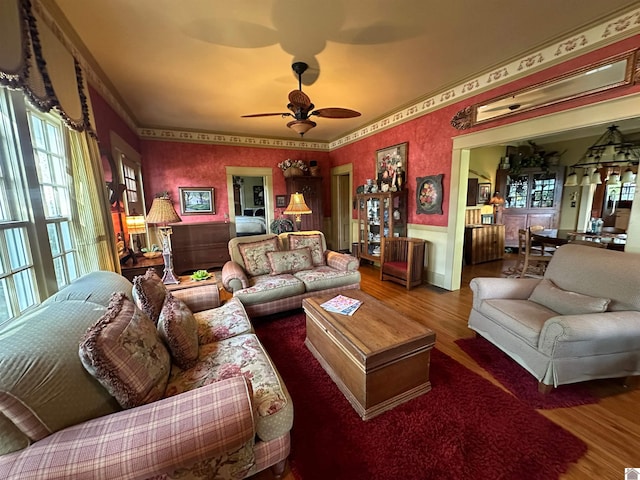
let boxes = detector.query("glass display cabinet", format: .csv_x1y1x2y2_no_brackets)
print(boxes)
496,166,564,248
356,190,407,262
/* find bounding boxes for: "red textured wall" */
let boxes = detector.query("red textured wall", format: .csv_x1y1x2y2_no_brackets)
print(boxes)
140,141,330,222
89,84,140,181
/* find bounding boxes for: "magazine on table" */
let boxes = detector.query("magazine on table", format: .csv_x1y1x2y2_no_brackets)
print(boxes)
320,294,362,316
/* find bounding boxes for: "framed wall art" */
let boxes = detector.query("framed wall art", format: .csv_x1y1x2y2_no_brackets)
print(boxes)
253,186,265,206
276,195,287,208
179,187,215,215
375,142,407,191
416,174,443,215
478,182,491,204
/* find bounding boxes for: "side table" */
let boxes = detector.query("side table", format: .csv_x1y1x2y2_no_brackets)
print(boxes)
121,256,164,282
166,274,221,307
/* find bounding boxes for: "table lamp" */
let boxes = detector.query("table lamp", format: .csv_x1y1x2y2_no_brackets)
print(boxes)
146,196,181,284
125,214,146,254
284,192,312,231
489,192,505,224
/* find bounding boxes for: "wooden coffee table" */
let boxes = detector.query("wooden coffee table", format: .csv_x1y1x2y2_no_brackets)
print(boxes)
303,290,436,420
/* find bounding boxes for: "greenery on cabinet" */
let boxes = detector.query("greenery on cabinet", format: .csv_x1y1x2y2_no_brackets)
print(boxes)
356,190,407,262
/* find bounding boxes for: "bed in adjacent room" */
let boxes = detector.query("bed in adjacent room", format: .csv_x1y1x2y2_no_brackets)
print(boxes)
236,209,267,236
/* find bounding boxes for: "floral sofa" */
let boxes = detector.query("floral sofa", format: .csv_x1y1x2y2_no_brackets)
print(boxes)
0,269,293,479
222,231,361,317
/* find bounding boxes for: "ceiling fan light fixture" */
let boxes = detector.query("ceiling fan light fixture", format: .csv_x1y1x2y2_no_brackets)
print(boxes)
287,119,316,136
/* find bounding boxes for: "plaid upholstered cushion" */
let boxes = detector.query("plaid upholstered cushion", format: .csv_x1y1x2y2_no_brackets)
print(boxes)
132,268,168,324
157,293,199,370
267,247,313,275
79,292,171,409
238,237,279,276
288,233,325,266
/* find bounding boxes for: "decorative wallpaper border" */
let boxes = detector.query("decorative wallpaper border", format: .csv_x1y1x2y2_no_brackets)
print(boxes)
37,1,640,152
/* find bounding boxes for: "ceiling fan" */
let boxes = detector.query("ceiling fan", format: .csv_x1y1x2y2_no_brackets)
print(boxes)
242,62,361,137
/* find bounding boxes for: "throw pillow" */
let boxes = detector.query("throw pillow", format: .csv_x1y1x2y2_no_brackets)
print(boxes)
78,292,171,409
529,279,610,315
157,293,199,370
132,268,167,324
238,237,279,276
267,247,313,275
288,233,325,266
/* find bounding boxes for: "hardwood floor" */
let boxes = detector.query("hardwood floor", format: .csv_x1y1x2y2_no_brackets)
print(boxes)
251,256,640,480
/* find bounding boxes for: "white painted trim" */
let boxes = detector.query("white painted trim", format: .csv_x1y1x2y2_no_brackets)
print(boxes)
225,167,274,228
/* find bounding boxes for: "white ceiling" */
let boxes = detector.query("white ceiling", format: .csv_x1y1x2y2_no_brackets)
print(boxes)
48,0,640,143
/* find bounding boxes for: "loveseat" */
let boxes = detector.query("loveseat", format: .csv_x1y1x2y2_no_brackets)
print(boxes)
0,269,293,479
468,244,640,392
222,231,360,317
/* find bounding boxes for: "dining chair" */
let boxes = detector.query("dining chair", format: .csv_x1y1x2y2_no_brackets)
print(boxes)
379,236,426,290
515,228,554,278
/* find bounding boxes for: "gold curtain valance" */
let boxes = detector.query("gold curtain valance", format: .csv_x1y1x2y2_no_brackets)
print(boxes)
0,0,94,133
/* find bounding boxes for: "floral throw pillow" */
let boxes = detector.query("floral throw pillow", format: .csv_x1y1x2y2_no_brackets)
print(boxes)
78,292,171,409
238,237,279,276
157,293,199,370
267,247,313,275
289,233,325,266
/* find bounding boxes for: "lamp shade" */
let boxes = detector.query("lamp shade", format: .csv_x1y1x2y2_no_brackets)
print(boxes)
284,193,312,215
607,172,621,186
621,167,636,184
564,172,578,186
579,173,592,186
125,215,146,234
287,120,316,137
146,197,181,225
488,192,505,205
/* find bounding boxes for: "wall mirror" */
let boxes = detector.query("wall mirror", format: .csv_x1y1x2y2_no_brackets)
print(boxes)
451,50,638,130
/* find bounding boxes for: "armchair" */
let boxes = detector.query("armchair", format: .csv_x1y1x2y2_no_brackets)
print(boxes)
379,237,426,290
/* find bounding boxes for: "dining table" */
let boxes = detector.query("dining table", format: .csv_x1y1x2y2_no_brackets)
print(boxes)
530,229,626,251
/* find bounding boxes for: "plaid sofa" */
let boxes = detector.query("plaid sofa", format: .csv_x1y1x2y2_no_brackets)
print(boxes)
222,231,361,317
0,271,292,479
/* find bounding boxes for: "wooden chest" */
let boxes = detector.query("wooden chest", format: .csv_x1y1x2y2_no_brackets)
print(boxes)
303,291,436,420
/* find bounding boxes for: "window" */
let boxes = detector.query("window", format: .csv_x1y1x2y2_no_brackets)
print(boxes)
0,88,79,326
28,109,78,288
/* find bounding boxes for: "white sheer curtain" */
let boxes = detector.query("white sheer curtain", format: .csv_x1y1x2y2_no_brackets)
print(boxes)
68,129,119,273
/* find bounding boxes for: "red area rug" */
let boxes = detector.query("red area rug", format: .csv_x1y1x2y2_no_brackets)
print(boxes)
455,336,599,409
254,312,587,480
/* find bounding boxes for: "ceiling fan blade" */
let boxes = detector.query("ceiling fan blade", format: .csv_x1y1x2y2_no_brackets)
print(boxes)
311,107,361,119
241,112,292,118
288,89,311,109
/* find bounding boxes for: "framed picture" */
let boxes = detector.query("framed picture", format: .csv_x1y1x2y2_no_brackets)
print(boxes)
478,182,491,204
179,187,215,215
416,174,443,215
481,213,494,224
253,186,265,206
276,195,287,208
375,142,407,191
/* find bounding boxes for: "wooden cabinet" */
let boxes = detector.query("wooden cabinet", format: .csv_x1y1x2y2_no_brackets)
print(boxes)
170,222,232,275
121,256,164,282
464,225,505,265
285,176,323,231
356,190,407,263
496,166,564,248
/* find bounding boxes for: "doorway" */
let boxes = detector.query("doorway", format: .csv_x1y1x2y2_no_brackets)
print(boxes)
449,93,640,291
225,166,273,235
331,164,353,252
